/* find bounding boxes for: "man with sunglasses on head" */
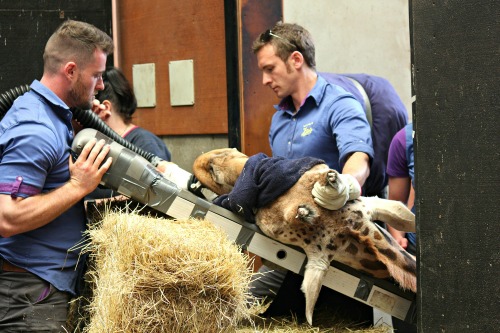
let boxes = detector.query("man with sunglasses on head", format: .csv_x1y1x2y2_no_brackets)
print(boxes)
250,21,377,323
253,22,374,206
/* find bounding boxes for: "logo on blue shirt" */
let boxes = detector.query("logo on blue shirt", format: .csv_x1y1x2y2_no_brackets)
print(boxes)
301,122,313,137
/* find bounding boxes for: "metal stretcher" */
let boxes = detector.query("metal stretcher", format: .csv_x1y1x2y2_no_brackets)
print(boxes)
73,128,416,325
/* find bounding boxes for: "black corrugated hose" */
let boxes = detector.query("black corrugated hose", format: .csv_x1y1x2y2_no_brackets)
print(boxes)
0,84,162,166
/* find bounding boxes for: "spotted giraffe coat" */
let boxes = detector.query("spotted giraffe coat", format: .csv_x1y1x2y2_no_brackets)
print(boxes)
192,148,416,325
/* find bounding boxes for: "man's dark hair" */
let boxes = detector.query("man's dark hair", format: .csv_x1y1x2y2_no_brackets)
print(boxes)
43,19,114,73
252,22,316,70
96,67,137,123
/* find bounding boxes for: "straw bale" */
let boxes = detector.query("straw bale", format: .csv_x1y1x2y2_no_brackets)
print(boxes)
83,210,254,333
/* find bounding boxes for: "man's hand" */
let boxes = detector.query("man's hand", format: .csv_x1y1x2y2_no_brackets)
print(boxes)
312,170,361,210
91,98,106,114
69,138,112,196
388,227,409,249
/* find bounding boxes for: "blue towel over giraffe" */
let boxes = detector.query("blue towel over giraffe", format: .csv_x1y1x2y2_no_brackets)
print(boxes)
213,153,324,223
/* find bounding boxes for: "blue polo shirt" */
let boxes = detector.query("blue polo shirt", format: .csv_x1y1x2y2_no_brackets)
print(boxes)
0,80,86,295
269,75,373,172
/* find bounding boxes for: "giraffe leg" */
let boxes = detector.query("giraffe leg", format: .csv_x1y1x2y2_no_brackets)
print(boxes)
364,197,416,232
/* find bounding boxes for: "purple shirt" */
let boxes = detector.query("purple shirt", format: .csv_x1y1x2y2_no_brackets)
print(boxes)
387,127,409,178
0,80,86,295
387,123,414,187
269,75,374,173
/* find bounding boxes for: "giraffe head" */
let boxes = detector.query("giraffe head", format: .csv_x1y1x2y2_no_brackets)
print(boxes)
192,148,248,195
193,148,416,325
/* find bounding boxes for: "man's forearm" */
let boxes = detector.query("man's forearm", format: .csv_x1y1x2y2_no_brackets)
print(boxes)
0,139,112,237
342,152,370,187
0,182,86,237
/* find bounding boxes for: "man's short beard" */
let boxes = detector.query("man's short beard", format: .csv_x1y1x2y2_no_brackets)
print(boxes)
72,98,92,110
68,75,92,110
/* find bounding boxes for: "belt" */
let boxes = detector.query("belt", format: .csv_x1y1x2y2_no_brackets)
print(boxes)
0,259,28,273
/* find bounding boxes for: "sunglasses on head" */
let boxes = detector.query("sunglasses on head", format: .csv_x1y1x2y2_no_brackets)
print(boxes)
260,29,299,50
261,29,287,42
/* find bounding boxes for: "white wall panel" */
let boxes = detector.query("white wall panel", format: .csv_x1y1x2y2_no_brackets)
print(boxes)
284,0,412,119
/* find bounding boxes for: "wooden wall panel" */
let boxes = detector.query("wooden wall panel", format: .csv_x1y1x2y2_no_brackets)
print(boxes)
239,0,283,156
117,1,227,136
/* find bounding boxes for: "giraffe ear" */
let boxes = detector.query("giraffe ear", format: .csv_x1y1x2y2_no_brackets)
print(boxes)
300,252,330,325
366,197,415,232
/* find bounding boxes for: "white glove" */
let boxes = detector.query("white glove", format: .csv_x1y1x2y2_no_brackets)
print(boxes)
312,170,361,210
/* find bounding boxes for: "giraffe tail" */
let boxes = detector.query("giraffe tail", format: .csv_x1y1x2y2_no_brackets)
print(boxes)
301,253,330,325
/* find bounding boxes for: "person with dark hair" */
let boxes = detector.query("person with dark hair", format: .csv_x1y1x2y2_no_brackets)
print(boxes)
252,22,372,206
0,20,113,331
94,66,171,161
86,66,171,200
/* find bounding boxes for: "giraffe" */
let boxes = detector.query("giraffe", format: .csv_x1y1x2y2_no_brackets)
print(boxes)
192,148,416,325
